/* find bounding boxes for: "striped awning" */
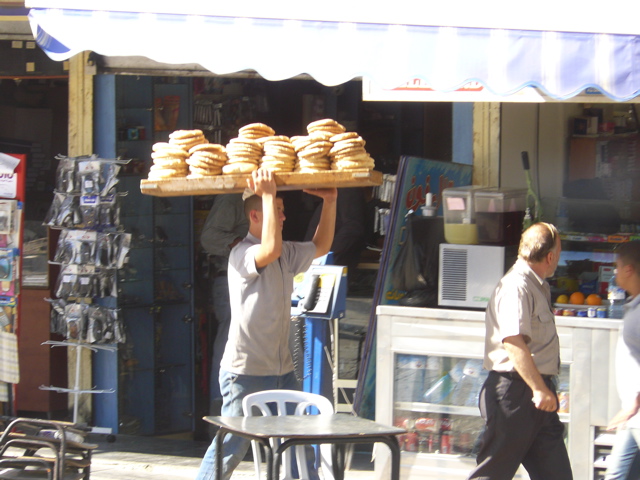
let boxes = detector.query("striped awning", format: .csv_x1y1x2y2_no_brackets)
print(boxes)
26,2,640,101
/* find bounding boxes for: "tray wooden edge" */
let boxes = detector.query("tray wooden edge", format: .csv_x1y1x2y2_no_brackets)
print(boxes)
140,170,383,197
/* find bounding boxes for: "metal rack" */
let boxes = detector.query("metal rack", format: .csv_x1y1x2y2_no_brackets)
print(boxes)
40,341,116,434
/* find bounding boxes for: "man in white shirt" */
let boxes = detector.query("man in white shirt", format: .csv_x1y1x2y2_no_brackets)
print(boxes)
605,241,640,479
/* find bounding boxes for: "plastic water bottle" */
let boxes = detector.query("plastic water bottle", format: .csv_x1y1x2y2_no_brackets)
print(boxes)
450,359,487,407
608,277,626,319
423,360,465,405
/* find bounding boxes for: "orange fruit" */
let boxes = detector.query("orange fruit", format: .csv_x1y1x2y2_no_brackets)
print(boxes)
556,294,569,304
586,294,602,306
569,291,585,305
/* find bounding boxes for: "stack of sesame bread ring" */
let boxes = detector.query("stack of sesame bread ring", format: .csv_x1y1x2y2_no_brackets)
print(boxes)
145,119,375,180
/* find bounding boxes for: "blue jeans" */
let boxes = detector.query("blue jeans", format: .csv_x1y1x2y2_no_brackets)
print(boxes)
196,369,319,480
209,275,231,402
605,426,640,479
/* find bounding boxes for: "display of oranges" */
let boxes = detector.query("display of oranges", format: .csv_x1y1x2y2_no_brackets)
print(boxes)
569,291,586,305
556,294,569,304
586,294,602,306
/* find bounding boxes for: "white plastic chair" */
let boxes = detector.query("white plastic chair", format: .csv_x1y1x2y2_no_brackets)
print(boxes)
242,389,335,480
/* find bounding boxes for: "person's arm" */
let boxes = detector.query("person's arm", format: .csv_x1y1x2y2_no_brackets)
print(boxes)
303,188,338,258
248,170,281,268
608,393,640,430
503,334,558,412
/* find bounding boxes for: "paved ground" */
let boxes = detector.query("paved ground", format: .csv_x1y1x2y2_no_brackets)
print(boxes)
88,433,376,479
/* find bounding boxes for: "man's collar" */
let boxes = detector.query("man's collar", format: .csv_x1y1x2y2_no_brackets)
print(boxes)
515,258,544,285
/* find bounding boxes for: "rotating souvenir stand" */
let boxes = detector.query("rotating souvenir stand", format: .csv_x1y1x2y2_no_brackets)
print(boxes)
40,155,130,437
40,340,116,431
0,152,25,414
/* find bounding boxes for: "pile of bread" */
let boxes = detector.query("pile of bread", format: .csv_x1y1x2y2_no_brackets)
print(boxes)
147,119,375,180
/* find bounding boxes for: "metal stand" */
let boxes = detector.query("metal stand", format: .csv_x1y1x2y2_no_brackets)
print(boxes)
40,340,116,435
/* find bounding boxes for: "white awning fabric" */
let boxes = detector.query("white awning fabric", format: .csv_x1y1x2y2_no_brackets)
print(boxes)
27,4,640,101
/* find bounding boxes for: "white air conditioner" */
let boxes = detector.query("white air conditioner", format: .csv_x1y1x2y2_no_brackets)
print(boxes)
438,244,515,309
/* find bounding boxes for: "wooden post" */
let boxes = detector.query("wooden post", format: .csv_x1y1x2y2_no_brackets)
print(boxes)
472,102,500,187
68,52,93,156
67,52,93,424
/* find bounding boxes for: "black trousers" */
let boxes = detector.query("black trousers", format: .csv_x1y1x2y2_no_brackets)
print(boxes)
467,371,573,480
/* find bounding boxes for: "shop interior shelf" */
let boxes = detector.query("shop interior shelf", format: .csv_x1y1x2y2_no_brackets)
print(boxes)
140,170,383,197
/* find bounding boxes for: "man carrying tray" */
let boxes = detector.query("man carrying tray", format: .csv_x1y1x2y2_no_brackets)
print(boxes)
196,169,337,480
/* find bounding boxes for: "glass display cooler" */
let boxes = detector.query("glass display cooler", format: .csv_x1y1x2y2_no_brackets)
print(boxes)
375,305,621,480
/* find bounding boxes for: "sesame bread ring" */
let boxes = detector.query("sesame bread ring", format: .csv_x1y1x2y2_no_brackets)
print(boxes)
262,153,296,162
227,150,261,160
152,158,187,169
308,122,345,133
227,152,262,161
292,140,314,153
264,140,295,149
330,132,360,143
307,118,340,129
331,147,368,158
298,146,332,158
333,159,375,170
170,133,206,142
169,129,204,139
187,158,226,170
261,158,295,167
239,123,275,135
227,155,260,165
152,147,188,157
189,143,226,154
152,142,181,152
309,131,334,141
170,137,206,147
331,138,366,151
258,135,291,144
228,137,262,147
239,133,272,141
298,157,331,167
222,162,259,174
189,152,228,163
333,154,369,164
261,156,295,166
263,146,296,156
188,156,227,168
189,166,222,176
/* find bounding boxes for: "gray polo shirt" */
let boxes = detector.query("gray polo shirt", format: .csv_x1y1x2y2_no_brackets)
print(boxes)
220,233,316,376
484,258,560,376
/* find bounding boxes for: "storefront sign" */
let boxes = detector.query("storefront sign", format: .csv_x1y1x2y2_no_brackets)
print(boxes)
363,79,640,103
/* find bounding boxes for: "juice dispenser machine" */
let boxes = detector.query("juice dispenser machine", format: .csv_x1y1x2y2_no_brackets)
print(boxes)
438,187,523,309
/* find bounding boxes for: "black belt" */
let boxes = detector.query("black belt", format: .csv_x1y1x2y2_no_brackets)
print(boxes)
493,370,553,381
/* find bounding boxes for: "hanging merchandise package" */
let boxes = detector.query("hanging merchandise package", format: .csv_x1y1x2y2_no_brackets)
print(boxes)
55,264,78,298
47,298,67,337
76,265,96,299
79,195,99,230
55,155,78,194
64,303,85,341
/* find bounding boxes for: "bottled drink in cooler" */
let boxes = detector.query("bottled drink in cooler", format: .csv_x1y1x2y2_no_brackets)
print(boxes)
608,277,626,319
423,360,465,404
450,359,487,407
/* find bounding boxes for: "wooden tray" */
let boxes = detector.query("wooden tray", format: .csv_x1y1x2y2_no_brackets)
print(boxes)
140,169,383,197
